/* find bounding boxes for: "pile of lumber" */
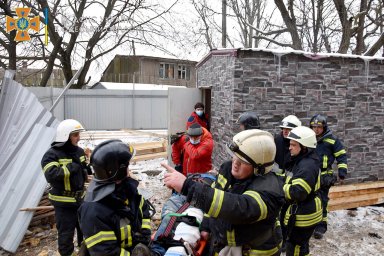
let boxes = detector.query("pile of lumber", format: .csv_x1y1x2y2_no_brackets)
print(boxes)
328,181,384,211
130,140,167,163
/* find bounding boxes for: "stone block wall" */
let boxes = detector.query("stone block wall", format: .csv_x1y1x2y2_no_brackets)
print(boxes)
197,49,384,184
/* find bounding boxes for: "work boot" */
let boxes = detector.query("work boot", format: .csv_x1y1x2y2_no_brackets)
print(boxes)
313,229,324,239
132,243,154,256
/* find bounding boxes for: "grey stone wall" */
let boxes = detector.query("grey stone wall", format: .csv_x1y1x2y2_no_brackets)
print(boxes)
197,49,384,184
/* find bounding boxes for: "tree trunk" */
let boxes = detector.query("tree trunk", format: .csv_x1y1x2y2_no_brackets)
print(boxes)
333,0,352,53
364,32,384,56
274,0,303,50
8,31,16,70
355,0,367,54
40,37,63,87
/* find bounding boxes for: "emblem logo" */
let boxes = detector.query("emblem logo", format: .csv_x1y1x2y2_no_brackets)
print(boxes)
6,7,40,42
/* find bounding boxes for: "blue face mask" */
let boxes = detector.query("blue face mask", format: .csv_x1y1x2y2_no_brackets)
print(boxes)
190,138,201,145
196,110,204,116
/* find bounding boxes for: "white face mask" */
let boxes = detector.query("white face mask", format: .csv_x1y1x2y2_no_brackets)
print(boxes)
190,138,201,145
195,110,204,116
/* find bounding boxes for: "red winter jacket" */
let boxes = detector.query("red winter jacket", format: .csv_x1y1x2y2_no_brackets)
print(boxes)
182,127,214,176
186,111,210,131
171,134,188,166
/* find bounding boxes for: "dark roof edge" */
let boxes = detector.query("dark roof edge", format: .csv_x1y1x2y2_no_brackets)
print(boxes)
196,49,240,68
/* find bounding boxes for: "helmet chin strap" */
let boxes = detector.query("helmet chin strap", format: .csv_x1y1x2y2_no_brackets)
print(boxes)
228,142,274,175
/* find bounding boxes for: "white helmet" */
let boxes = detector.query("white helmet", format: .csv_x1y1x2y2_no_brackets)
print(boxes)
227,129,276,175
279,115,301,129
287,126,317,148
55,119,85,143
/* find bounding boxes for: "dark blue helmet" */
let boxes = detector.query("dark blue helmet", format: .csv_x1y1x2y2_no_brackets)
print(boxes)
91,140,135,183
310,114,327,130
237,111,261,130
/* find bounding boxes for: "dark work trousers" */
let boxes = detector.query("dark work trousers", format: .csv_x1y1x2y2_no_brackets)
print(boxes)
315,186,330,233
286,226,315,256
54,205,83,256
279,203,289,247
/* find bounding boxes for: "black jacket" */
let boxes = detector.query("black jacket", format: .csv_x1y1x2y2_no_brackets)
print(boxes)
283,149,322,228
274,133,291,172
41,141,90,206
316,128,348,179
78,178,151,256
182,161,285,254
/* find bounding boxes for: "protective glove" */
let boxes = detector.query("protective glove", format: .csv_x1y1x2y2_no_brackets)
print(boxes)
175,164,183,173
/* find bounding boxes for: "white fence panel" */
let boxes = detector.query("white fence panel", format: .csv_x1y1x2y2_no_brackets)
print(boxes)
28,88,168,130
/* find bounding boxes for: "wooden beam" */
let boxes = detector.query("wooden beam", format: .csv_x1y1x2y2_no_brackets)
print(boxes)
328,181,384,211
329,181,384,193
131,152,167,163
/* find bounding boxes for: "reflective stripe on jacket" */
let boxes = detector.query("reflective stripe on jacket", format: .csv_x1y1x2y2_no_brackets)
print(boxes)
183,161,285,254
41,144,90,205
79,179,151,255
283,150,322,228
316,129,348,179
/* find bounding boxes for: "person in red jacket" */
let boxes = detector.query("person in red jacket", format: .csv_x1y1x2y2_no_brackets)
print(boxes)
182,123,213,176
171,132,188,173
186,102,210,131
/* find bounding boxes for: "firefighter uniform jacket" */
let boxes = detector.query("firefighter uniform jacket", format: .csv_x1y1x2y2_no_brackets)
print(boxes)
316,128,348,180
78,178,152,255
283,149,322,228
274,133,290,173
181,161,285,255
41,142,90,206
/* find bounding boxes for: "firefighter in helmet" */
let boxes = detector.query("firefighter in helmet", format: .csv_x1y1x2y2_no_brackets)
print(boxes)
78,140,152,255
274,115,302,252
237,111,261,130
283,126,322,256
163,129,285,255
41,119,91,256
309,114,348,239
275,115,302,172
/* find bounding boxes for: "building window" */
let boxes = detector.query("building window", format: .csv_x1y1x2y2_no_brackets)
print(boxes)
178,65,190,80
159,63,174,79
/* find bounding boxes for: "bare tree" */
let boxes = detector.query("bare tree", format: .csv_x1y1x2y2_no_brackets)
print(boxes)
252,0,384,55
2,0,179,87
227,0,267,48
0,0,20,71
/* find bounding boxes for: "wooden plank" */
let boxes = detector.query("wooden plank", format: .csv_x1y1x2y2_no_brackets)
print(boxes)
329,181,384,193
329,187,384,199
131,152,167,162
131,141,165,148
20,206,54,211
135,147,165,155
329,198,384,211
329,191,384,207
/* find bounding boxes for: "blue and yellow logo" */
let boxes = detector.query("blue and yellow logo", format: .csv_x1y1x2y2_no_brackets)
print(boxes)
6,7,40,42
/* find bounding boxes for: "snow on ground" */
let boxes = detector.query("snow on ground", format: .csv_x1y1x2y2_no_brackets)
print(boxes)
80,127,384,255
308,207,384,256
4,131,384,256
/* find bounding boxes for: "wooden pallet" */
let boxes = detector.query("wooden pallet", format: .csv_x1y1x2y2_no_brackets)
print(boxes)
328,181,384,211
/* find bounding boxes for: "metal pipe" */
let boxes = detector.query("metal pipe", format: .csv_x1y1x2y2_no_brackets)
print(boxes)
49,66,83,112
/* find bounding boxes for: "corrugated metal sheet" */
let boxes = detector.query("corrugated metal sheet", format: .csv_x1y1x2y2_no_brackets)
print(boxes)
0,71,58,253
28,87,169,130
65,89,168,130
